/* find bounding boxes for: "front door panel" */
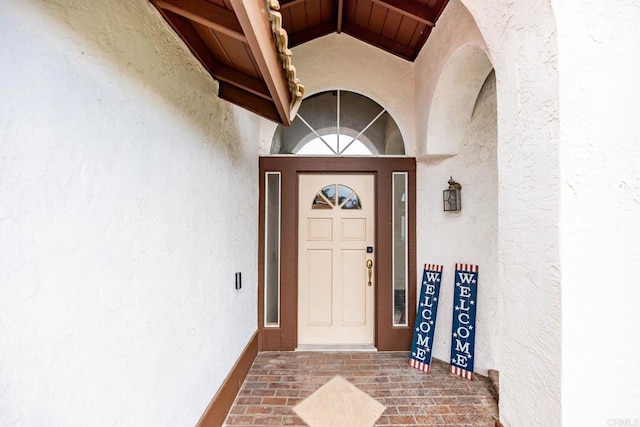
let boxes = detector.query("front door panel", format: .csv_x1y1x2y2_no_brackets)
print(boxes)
298,174,375,345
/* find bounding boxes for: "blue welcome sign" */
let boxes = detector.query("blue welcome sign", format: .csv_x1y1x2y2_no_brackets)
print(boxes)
450,263,479,380
409,264,443,373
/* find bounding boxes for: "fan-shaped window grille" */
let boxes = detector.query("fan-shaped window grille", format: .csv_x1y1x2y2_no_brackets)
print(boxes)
271,90,405,156
312,184,362,210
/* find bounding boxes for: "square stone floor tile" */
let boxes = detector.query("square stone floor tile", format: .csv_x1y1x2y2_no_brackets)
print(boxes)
293,375,386,427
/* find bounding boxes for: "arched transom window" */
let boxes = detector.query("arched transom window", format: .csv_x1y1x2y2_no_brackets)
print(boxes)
271,90,405,156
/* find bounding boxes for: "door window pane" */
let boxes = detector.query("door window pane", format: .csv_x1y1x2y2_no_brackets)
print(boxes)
342,194,362,210
312,184,361,210
337,185,354,206
321,185,336,205
393,173,408,326
312,192,332,209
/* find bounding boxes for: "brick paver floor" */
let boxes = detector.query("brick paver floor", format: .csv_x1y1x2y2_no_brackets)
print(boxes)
224,352,498,426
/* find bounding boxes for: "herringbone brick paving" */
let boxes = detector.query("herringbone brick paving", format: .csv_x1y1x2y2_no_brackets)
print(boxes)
224,351,498,426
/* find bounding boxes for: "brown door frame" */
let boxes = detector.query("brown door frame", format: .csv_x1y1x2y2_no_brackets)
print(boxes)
258,157,416,351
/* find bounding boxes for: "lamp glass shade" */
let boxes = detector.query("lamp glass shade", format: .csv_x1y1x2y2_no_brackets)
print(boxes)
443,188,461,211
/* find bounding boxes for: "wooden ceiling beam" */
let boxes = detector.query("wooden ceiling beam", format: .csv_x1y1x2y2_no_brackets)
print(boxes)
153,8,272,102
214,64,272,101
342,21,415,61
230,0,293,125
288,21,336,47
279,0,307,9
336,0,344,33
372,0,436,27
219,83,282,123
152,0,247,41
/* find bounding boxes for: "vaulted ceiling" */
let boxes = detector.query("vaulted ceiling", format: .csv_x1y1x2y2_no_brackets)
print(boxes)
151,0,450,125
279,0,449,60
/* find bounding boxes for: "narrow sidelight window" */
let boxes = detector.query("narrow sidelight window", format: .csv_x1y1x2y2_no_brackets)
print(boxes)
265,172,281,327
392,172,408,326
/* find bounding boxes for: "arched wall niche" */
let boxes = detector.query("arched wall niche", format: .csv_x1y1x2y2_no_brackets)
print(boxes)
426,43,493,156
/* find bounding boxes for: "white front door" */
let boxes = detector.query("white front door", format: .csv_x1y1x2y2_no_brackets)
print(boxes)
298,174,375,345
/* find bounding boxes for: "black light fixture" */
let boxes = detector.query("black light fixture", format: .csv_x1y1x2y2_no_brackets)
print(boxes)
443,177,462,212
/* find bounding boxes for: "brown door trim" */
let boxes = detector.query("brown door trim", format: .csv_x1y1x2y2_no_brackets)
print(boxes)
258,157,416,351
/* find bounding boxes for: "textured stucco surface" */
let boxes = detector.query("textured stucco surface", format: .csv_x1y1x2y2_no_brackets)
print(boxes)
0,1,262,425
555,1,640,425
417,1,562,425
416,71,498,378
415,5,499,382
460,1,562,425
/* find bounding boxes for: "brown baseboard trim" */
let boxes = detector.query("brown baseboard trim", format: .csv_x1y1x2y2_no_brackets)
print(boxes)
196,330,259,427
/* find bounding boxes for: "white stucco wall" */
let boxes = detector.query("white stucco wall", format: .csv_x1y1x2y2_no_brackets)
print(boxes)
416,68,498,378
555,1,640,425
414,1,499,379
457,1,562,425
0,1,262,425
417,1,562,425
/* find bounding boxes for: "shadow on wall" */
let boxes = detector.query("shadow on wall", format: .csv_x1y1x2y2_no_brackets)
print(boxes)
26,0,249,154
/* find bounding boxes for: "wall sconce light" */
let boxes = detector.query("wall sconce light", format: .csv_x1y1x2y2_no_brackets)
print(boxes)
443,177,462,212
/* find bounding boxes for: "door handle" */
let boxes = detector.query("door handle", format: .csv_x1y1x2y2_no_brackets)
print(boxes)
366,259,373,287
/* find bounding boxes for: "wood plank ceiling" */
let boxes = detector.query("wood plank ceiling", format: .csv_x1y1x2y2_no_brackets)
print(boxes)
151,0,450,125
281,0,449,61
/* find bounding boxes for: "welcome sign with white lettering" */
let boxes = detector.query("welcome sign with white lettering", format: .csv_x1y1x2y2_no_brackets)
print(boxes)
450,264,478,380
409,264,443,373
